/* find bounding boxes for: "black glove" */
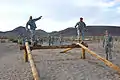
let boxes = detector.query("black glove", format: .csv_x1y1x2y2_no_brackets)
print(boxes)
40,16,42,18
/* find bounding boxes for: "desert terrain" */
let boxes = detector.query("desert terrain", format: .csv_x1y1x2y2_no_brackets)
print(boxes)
0,41,120,80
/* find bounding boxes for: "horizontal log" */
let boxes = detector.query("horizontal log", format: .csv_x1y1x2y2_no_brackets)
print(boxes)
20,43,88,50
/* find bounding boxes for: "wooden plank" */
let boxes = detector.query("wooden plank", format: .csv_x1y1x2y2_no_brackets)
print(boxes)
76,43,120,73
25,42,40,80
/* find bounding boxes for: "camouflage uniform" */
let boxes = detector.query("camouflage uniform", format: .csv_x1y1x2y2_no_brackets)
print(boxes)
26,16,42,45
40,38,43,45
59,35,63,45
51,36,54,45
75,18,87,41
48,35,52,46
103,34,113,60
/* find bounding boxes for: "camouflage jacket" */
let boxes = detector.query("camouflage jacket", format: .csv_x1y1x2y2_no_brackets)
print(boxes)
26,17,42,30
103,35,113,48
75,21,87,31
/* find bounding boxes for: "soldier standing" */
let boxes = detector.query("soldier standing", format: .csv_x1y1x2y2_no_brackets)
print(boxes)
48,35,52,46
74,17,87,42
26,16,42,45
59,35,63,45
51,36,54,45
103,30,113,60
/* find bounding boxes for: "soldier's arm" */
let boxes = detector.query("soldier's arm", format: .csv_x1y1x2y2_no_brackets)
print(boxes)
26,22,29,30
33,16,42,21
83,22,87,29
75,22,78,28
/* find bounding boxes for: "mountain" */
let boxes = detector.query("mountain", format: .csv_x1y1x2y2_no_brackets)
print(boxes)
51,26,120,36
0,26,120,39
0,26,48,38
50,27,76,37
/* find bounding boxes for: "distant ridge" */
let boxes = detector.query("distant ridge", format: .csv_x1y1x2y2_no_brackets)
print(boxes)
0,26,120,38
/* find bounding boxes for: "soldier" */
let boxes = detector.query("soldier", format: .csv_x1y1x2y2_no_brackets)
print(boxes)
48,35,52,46
26,16,42,45
103,30,113,60
59,35,63,45
74,17,87,42
51,36,54,45
40,38,43,45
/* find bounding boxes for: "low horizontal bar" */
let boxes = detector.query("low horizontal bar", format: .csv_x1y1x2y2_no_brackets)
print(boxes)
19,43,87,50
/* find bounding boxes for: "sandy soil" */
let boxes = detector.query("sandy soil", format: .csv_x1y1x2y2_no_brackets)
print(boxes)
0,42,32,80
31,41,120,80
1,41,120,80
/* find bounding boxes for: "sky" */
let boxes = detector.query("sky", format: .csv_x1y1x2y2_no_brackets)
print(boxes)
0,0,120,32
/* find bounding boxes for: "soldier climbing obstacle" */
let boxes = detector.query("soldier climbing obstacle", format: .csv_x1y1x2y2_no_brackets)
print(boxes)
103,30,113,60
26,16,42,45
74,17,87,42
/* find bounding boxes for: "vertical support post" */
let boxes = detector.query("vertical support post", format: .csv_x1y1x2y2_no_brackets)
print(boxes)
24,46,28,62
81,48,85,59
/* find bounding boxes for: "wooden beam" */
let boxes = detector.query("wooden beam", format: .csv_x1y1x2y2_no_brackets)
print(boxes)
24,48,28,62
60,48,73,53
20,44,81,50
76,43,120,73
25,42,40,80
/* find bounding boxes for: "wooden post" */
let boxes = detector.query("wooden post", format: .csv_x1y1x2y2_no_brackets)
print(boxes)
24,47,28,62
81,48,85,59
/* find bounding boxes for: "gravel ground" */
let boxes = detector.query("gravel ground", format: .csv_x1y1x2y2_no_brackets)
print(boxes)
0,43,32,80
31,41,120,80
1,41,120,80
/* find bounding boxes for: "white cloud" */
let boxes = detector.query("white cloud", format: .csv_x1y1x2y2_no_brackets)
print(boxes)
0,0,120,32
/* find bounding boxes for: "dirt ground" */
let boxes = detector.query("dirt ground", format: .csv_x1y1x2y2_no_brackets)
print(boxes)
0,42,32,80
32,41,120,80
1,41,120,80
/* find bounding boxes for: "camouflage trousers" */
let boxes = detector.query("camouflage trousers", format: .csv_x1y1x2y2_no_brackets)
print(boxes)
48,39,54,46
105,45,112,60
77,29,84,41
30,30,36,45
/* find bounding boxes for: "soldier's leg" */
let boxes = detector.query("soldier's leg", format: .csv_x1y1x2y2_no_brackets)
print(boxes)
49,38,51,46
60,40,61,45
109,48,112,59
31,30,36,45
52,39,54,45
81,30,84,41
77,29,80,42
49,40,50,46
41,39,43,44
105,46,109,60
30,30,33,44
59,38,62,45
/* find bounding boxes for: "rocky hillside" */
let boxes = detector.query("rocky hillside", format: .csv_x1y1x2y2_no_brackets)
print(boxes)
0,26,120,38
51,26,120,36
